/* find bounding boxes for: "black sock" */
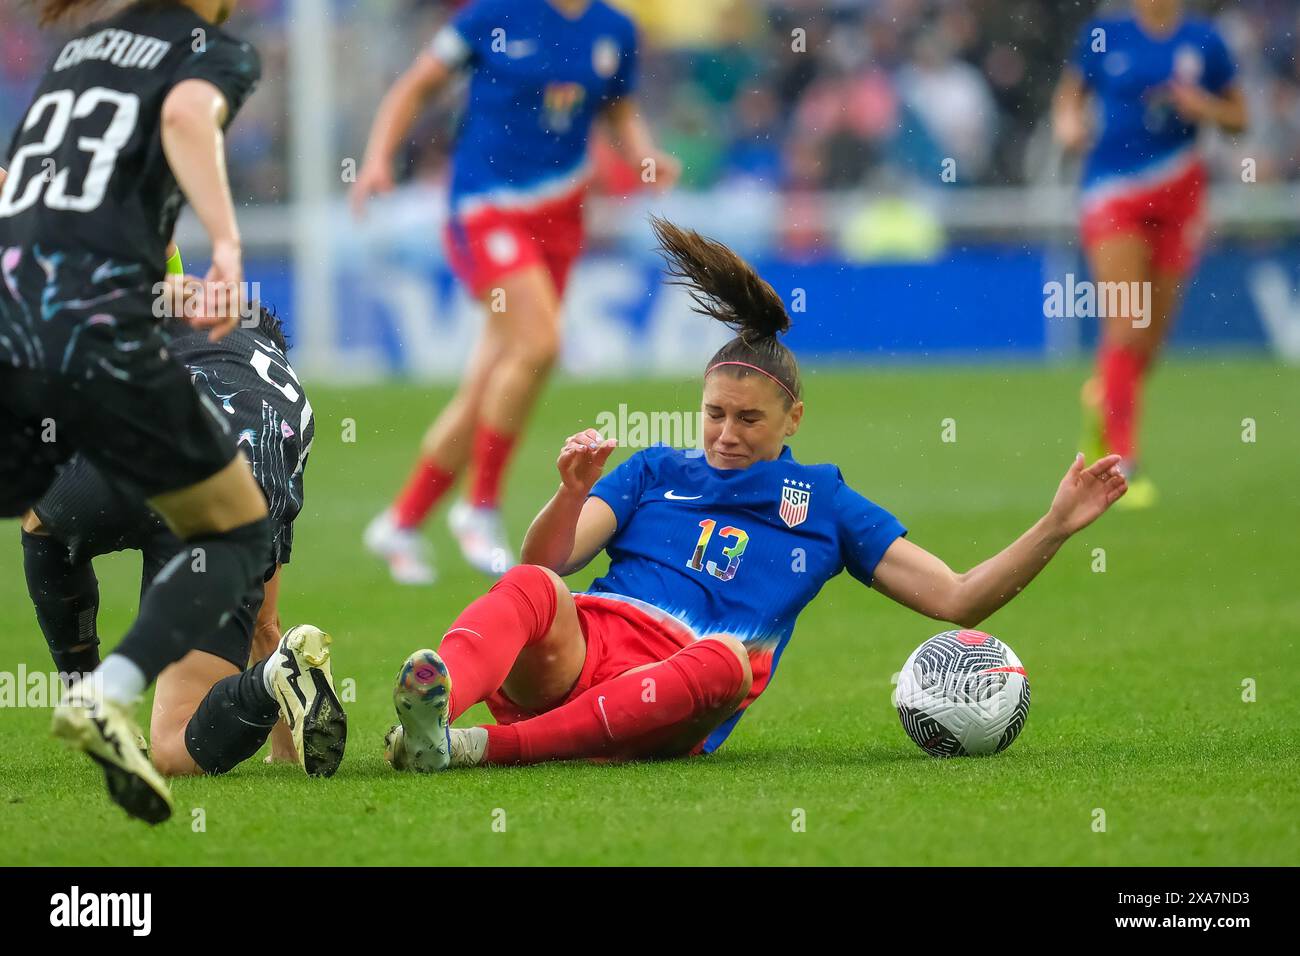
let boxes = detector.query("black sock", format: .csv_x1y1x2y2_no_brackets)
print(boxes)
113,517,271,685
184,660,280,775
21,530,101,680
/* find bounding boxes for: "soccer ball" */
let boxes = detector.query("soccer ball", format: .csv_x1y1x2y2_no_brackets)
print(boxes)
894,629,1030,757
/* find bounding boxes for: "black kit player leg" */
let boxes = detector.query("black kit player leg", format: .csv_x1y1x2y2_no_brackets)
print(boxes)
24,465,344,779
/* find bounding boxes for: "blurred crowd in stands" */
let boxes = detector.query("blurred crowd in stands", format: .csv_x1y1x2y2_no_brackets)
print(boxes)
2,0,1299,206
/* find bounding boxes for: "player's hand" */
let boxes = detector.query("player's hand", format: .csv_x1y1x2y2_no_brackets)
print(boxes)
350,160,396,219
1046,452,1127,536
1167,82,1216,124
184,239,244,341
557,428,617,496
1054,110,1090,153
644,150,681,193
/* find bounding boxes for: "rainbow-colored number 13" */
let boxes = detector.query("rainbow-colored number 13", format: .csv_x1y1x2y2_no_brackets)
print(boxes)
687,519,749,582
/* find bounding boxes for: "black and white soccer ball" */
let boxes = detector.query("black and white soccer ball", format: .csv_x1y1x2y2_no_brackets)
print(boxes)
894,630,1031,757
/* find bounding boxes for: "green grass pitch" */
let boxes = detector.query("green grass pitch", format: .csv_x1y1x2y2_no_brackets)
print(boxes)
1,358,1297,866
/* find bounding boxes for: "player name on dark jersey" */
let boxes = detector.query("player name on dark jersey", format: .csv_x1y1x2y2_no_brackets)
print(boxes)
53,28,173,72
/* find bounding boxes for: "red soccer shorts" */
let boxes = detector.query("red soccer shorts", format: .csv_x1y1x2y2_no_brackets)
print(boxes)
444,188,586,299
484,594,713,747
1080,158,1207,275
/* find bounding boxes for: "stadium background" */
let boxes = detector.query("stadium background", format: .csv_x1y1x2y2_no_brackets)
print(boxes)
4,0,1300,375
1,0,1298,866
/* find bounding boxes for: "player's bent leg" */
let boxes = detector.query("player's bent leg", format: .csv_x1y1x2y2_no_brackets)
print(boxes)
631,635,754,760
52,460,271,822
385,565,583,771
473,635,752,767
21,514,102,680
150,650,241,777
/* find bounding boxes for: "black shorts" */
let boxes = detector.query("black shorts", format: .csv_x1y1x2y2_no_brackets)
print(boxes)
34,455,266,670
0,309,237,519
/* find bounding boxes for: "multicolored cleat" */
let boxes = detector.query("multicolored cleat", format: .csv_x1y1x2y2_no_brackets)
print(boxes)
387,649,452,772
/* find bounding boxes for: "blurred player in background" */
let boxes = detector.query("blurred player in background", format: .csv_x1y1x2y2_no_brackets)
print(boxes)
0,0,266,823
352,0,678,584
22,300,346,781
381,219,1128,772
1053,0,1246,507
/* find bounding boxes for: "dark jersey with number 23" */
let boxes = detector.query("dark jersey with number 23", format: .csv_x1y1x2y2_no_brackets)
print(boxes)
0,2,259,288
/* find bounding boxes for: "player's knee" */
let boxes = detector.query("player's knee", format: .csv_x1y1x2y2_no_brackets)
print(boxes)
508,321,561,375
184,516,272,581
688,635,753,710
150,727,201,777
486,564,563,641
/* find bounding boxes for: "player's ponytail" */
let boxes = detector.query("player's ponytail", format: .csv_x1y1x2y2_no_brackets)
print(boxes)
650,215,802,408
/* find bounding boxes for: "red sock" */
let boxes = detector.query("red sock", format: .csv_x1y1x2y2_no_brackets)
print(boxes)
438,565,558,721
392,457,456,529
1098,342,1152,461
482,639,746,765
467,425,517,508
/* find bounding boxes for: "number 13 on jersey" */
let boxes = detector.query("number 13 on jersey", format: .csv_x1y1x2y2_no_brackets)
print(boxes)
687,519,749,582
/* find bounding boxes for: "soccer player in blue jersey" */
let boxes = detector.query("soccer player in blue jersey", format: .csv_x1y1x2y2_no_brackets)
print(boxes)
382,218,1130,770
352,0,677,584
1052,0,1246,507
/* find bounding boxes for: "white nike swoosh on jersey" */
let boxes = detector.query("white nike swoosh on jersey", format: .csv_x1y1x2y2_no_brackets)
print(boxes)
664,491,702,500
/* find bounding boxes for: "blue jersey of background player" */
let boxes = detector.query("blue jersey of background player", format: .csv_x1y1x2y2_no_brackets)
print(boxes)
431,0,638,215
587,443,905,750
1069,10,1236,197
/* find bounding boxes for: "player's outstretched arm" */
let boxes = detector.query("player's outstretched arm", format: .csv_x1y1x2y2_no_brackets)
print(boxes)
0,166,6,190
161,79,243,340
872,453,1127,628
521,428,618,575
351,53,454,218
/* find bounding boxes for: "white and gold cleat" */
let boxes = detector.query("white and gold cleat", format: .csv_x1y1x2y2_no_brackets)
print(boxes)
269,624,348,777
51,680,173,825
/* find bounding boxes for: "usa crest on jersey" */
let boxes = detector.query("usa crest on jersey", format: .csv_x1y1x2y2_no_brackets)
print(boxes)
779,480,811,528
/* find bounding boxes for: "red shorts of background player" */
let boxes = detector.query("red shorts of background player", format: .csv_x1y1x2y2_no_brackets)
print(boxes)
1079,158,1207,276
484,593,718,756
444,187,587,299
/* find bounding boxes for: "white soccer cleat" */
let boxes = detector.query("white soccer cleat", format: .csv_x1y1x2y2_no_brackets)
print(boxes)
51,679,173,825
364,509,437,585
386,724,486,771
268,624,348,777
387,649,453,772
448,500,514,577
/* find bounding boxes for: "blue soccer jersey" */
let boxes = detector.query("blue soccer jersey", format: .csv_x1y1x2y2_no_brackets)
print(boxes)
587,445,907,751
429,0,638,215
1070,15,1236,195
